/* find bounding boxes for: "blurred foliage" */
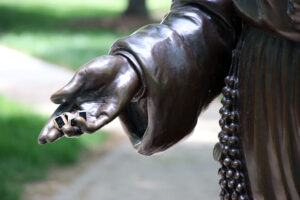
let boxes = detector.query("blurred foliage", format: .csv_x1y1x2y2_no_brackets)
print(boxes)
0,96,107,200
0,0,170,70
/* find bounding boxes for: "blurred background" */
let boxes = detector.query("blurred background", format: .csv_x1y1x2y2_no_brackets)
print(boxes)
0,0,221,200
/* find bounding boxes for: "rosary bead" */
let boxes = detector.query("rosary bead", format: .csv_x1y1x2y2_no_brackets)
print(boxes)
221,97,226,104
222,145,230,154
219,179,227,189
226,99,232,107
229,148,239,157
219,110,224,115
219,119,225,126
229,136,239,145
223,157,231,166
226,169,234,178
225,76,235,86
221,97,232,107
224,193,230,200
238,195,249,200
218,131,225,139
228,179,236,189
229,123,239,133
231,191,238,200
233,171,240,180
228,76,235,86
236,182,245,192
222,110,230,119
222,125,230,134
221,134,229,143
232,159,241,169
222,86,231,97
231,89,238,99
230,111,238,120
218,168,226,178
224,76,231,85
219,107,227,115
219,190,225,200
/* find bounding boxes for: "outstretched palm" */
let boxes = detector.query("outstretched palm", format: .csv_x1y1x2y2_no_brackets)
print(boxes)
38,55,139,144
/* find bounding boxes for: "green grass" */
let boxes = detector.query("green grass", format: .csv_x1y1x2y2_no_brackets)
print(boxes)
0,0,170,70
0,96,107,200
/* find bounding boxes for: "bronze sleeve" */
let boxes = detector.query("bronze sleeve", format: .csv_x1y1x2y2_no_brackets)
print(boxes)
109,0,240,155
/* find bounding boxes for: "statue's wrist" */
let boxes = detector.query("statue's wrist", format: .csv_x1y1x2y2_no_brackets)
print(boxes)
114,54,145,102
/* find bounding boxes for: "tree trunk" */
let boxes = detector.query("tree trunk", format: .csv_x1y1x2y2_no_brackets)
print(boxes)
123,0,149,17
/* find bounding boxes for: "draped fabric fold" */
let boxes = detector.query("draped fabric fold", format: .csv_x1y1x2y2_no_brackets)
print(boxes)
109,0,238,155
238,26,300,200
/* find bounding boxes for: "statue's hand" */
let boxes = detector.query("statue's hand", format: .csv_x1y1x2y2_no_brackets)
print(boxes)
38,55,139,144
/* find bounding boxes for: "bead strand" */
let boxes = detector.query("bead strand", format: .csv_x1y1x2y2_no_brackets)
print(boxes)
214,50,250,200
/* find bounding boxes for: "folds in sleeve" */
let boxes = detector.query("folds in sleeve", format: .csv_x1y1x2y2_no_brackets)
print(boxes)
109,0,240,155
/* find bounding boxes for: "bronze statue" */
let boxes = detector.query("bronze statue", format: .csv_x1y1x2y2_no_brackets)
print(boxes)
38,0,300,199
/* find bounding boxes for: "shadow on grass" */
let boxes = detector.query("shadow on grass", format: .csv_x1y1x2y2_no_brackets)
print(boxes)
0,96,107,200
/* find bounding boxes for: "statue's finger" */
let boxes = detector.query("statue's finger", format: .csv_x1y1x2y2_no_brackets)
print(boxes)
51,69,86,104
61,124,83,138
38,118,55,144
75,103,119,134
38,131,48,145
74,115,110,134
46,128,63,143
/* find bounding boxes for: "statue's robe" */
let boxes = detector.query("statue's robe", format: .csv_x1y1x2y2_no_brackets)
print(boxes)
109,0,300,199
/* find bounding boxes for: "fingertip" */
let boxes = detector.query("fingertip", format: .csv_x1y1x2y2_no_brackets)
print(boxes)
51,71,85,104
46,129,62,143
50,93,67,104
38,136,47,145
38,126,49,144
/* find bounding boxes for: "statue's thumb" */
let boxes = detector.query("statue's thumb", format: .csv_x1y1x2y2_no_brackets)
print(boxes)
50,89,70,104
50,74,84,104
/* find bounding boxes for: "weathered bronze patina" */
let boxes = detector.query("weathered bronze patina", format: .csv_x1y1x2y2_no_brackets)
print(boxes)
38,0,300,199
